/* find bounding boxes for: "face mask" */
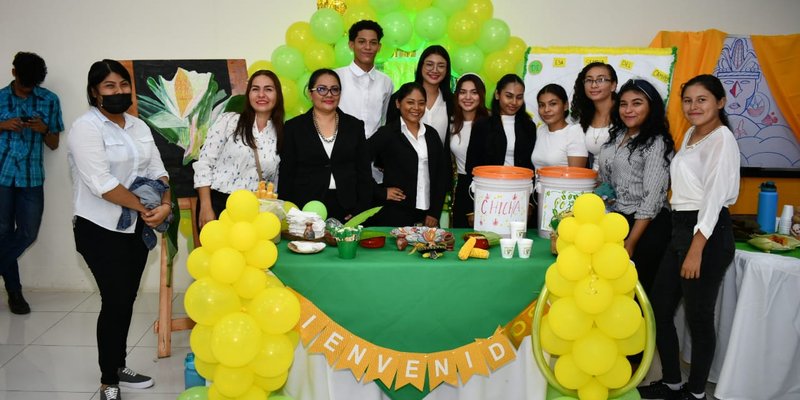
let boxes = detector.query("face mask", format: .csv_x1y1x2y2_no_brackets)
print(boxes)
100,93,132,114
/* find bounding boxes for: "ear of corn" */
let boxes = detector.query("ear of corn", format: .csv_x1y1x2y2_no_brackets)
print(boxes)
458,237,477,260
469,248,489,259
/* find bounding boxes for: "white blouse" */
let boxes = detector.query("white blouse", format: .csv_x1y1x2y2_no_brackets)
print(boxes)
401,118,430,211
421,89,449,145
193,112,280,194
670,125,740,238
449,120,473,175
584,125,610,156
531,123,588,170
67,108,168,233
501,115,516,166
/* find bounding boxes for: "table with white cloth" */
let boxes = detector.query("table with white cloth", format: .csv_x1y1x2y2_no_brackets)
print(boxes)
676,248,800,400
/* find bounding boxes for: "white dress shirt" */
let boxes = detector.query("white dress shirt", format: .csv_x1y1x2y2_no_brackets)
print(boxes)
501,115,516,166
336,62,394,138
531,123,588,170
67,107,168,233
193,112,280,193
421,90,448,145
400,118,430,211
670,125,740,238
450,121,473,175
584,125,611,156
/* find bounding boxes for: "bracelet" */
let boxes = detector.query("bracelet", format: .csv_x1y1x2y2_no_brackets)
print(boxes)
161,202,173,209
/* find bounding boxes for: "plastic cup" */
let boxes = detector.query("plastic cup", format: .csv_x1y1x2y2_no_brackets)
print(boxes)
337,240,358,259
509,221,526,240
517,238,533,259
500,238,516,259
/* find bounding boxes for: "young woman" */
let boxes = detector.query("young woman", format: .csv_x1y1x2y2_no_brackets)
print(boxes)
531,83,588,170
449,73,489,228
279,69,372,222
464,74,536,225
638,75,739,400
67,59,169,400
193,70,284,228
597,78,674,293
571,62,618,168
369,82,447,227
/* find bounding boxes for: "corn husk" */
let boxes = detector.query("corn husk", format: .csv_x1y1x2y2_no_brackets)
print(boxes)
747,234,800,253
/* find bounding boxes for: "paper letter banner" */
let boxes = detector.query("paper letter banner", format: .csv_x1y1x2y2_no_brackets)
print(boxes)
395,352,427,390
363,349,401,388
453,341,490,384
297,295,328,346
427,351,459,390
480,328,517,371
334,336,374,380
523,47,676,127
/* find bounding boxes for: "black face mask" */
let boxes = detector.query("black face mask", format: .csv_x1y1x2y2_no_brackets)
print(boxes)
100,93,132,114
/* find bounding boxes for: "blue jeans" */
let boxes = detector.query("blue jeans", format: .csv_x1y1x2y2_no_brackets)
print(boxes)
0,185,44,292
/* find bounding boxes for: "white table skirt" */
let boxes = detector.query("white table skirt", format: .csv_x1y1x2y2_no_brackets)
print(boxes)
283,336,548,400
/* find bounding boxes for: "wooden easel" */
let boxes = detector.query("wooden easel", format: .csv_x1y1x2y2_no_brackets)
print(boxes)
154,197,199,358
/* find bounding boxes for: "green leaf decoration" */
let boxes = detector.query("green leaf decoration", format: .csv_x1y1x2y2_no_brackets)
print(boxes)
344,206,382,228
224,95,246,113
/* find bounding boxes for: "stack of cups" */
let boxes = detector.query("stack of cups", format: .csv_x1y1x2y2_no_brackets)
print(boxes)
504,221,533,259
778,205,794,235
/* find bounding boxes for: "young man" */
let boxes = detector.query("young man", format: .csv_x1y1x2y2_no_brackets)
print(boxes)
0,52,64,314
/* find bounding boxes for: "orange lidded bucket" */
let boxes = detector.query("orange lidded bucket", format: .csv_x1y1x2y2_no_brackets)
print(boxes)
470,166,534,237
535,166,597,239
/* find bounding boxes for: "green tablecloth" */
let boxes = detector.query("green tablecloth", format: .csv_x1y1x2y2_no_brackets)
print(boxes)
272,228,553,400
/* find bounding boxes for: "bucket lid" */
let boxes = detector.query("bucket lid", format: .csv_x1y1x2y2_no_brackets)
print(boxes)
472,165,534,179
537,166,597,179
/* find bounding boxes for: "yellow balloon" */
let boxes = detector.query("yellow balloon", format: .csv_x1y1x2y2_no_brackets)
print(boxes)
211,312,263,367
234,267,268,299
184,278,242,326
573,274,614,315
218,209,234,226
265,273,285,288
253,370,288,391
575,223,605,254
344,5,378,30
554,354,591,390
557,216,580,243
617,317,647,355
540,315,573,355
226,190,260,222
253,212,281,241
609,263,638,294
190,324,218,363
248,60,274,77
573,193,606,224
285,21,315,52
214,365,254,398
597,355,632,389
286,330,300,348
282,200,299,214
229,221,258,252
238,386,268,400
245,240,279,269
447,11,480,46
556,236,572,253
595,295,642,339
209,247,247,284
578,378,609,400
572,328,618,375
504,35,528,63
187,247,212,279
556,246,591,281
208,384,234,400
601,212,630,243
247,287,301,334
545,263,576,297
465,0,493,23
592,243,630,280
194,357,217,380
199,220,230,253
249,333,295,377
548,297,592,341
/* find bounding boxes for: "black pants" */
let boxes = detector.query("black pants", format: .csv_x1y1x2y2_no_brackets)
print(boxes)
74,216,149,385
650,209,734,394
196,189,229,228
323,189,349,222
621,208,672,294
451,174,471,228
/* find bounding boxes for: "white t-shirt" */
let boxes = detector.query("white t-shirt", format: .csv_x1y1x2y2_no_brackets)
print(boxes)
501,115,516,166
584,125,610,156
335,62,394,139
449,120,473,175
400,119,430,211
531,123,588,170
421,90,448,145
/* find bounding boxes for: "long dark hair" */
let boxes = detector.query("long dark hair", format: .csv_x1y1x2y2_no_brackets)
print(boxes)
537,83,570,120
608,79,674,164
452,74,489,135
306,68,341,96
570,62,618,132
680,74,730,129
415,45,454,108
234,70,285,152
491,74,527,118
86,59,131,106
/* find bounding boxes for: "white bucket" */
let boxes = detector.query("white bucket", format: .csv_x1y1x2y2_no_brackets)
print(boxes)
469,166,534,237
535,166,597,239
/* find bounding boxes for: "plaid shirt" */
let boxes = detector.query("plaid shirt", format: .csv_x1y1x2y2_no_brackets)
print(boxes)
0,82,64,187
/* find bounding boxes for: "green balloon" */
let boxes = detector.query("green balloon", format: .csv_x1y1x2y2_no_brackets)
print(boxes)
303,200,328,220
476,18,510,53
433,0,467,15
334,36,354,68
611,389,642,400
268,396,295,400
310,8,345,44
369,0,400,14
379,11,413,48
178,386,209,400
452,45,484,75
303,42,336,71
415,7,448,41
447,11,481,46
271,45,305,81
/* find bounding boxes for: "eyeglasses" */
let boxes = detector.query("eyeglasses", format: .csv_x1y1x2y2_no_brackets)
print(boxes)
423,62,448,72
584,77,613,86
311,86,341,96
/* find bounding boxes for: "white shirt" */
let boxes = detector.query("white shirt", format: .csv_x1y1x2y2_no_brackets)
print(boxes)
531,123,588,170
584,125,610,156
193,112,280,193
336,62,394,139
450,120,473,175
400,118,430,211
319,135,336,189
67,108,168,233
670,125,740,238
501,115,516,166
421,90,448,145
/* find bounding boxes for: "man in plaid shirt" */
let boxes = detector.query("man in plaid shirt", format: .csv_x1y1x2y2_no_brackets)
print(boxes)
0,52,63,314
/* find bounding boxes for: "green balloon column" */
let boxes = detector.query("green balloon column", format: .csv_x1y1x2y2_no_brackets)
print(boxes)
249,0,530,118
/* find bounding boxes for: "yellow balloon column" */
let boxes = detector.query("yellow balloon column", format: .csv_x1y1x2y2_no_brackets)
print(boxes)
182,190,300,400
532,193,656,400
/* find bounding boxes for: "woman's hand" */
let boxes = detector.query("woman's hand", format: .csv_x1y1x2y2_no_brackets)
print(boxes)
141,204,172,228
424,215,438,227
198,203,216,229
386,187,406,202
680,251,702,279
623,238,637,257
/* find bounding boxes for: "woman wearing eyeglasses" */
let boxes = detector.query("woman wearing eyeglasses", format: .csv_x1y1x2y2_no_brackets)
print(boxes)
571,62,618,168
194,70,284,229
279,69,372,222
596,78,674,293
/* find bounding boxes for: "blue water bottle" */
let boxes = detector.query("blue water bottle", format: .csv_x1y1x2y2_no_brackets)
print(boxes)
757,181,778,233
184,352,205,389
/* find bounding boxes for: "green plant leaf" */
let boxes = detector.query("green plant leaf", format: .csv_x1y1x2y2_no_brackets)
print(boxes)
344,206,382,228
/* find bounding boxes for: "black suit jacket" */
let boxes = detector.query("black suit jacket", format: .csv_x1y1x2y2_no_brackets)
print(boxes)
279,108,372,216
368,119,448,226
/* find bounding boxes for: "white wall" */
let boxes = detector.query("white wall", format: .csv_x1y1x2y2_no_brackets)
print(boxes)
1,0,798,291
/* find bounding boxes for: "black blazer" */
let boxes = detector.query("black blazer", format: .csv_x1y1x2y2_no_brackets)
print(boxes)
463,113,536,212
368,119,448,225
279,108,372,216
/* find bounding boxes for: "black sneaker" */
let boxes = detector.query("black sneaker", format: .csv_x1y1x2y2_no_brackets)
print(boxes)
638,380,682,399
101,385,121,400
117,367,154,389
677,385,708,400
8,291,30,314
